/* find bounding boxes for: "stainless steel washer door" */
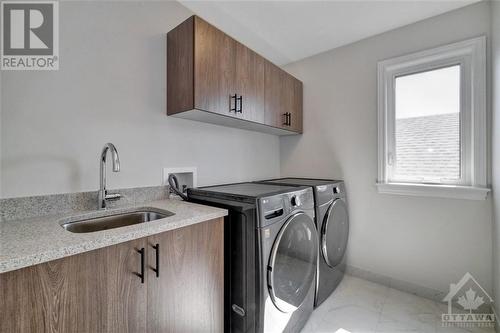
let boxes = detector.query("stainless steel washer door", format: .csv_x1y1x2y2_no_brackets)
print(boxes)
321,199,349,268
267,212,318,313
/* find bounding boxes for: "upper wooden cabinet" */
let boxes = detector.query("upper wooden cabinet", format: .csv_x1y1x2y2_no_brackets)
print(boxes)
167,16,302,135
290,78,303,132
263,63,303,133
193,16,236,117
235,43,266,124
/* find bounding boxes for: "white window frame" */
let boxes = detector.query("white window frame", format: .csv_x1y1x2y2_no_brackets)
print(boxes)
376,36,489,200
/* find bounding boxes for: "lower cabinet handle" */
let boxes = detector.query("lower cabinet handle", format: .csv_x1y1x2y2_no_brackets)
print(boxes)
136,248,145,283
152,243,160,278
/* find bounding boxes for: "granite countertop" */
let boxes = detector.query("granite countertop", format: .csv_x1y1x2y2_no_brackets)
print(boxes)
0,199,227,274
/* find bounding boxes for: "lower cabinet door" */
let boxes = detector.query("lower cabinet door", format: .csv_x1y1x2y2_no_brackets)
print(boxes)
146,218,224,333
0,238,148,333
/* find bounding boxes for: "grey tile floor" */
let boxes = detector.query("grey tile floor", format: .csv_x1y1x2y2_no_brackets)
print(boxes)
302,275,495,333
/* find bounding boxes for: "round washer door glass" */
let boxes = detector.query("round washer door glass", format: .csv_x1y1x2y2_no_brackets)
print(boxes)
322,199,349,268
268,212,318,313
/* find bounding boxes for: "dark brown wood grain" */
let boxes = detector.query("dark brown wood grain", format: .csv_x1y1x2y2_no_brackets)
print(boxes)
264,62,286,128
167,16,195,115
0,218,224,333
0,238,147,333
166,15,303,134
194,16,236,116
146,218,224,333
290,77,303,133
104,238,148,332
235,42,265,123
264,62,303,132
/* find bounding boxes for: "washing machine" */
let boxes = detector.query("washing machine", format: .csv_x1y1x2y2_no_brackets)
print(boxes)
187,183,318,333
257,178,349,307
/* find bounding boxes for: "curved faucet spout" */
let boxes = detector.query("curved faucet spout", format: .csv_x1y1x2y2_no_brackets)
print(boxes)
102,143,120,172
99,143,121,209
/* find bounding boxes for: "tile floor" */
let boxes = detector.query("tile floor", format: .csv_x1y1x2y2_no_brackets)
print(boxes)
302,275,495,333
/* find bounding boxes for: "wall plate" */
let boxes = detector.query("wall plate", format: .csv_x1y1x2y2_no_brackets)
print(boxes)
162,167,198,190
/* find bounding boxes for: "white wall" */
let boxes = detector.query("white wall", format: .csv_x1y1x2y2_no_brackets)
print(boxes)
282,2,493,294
0,1,280,198
491,0,500,320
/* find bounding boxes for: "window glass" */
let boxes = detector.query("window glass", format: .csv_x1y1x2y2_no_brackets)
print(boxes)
394,65,461,183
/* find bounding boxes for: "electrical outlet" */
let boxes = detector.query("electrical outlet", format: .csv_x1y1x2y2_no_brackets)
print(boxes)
163,167,197,194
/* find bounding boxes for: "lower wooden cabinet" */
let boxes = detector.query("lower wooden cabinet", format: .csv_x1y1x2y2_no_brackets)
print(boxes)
0,218,223,333
146,218,224,333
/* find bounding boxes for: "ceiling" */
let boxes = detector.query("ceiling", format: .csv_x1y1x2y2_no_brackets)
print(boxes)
180,0,480,66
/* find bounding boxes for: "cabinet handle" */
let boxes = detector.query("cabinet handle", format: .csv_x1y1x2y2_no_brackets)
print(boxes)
236,95,243,113
152,243,160,278
283,112,291,126
230,94,237,112
136,248,145,283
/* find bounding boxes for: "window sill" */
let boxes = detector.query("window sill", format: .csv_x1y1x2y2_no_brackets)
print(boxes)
375,182,490,200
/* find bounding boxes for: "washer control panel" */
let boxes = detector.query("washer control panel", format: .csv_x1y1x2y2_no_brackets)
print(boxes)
258,187,314,227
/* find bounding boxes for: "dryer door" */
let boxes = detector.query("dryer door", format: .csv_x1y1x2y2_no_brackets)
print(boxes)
321,199,349,268
268,212,318,313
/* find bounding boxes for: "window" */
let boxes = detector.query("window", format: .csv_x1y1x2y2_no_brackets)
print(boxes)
377,37,489,200
394,65,461,183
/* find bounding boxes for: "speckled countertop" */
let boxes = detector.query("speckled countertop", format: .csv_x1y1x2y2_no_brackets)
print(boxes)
0,199,227,274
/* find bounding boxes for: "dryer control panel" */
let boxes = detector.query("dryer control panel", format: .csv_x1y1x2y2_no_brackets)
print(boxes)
331,181,346,199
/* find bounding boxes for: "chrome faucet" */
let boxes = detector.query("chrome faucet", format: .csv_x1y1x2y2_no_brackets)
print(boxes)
98,143,121,209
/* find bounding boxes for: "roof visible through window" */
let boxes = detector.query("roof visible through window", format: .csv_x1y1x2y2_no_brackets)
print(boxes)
394,65,461,183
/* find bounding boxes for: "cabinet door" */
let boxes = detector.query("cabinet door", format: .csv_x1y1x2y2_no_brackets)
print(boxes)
104,238,148,332
147,218,224,333
264,63,302,132
264,62,286,128
289,77,303,133
264,63,295,130
235,43,265,123
194,17,236,116
0,238,147,333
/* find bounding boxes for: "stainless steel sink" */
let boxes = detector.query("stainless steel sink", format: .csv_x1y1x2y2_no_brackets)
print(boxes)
61,208,174,233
